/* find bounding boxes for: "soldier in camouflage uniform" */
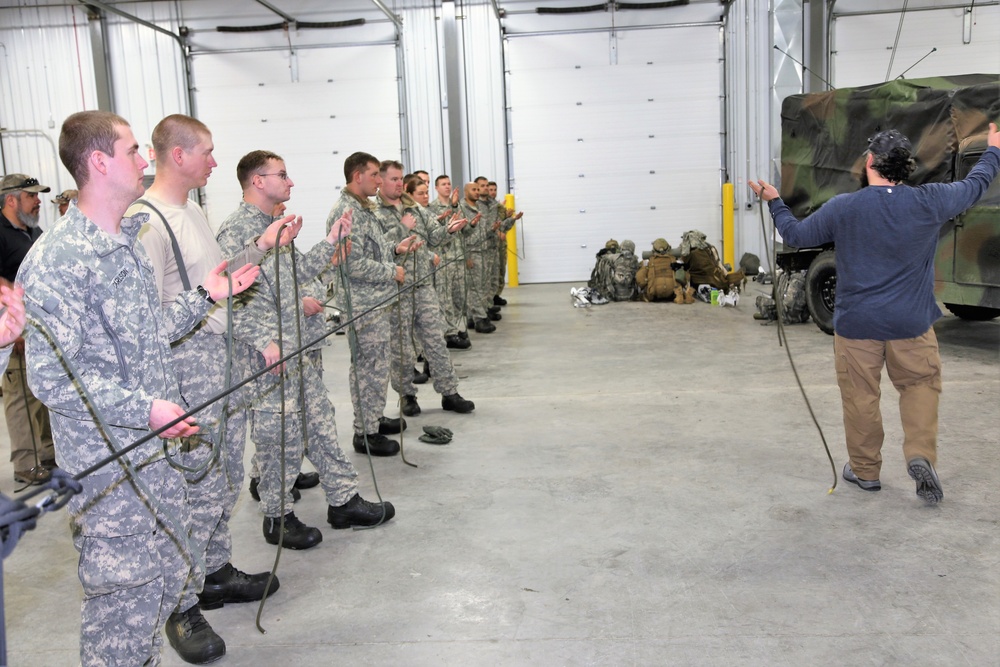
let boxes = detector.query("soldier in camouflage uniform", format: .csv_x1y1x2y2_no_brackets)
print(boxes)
218,150,395,549
428,175,470,349
373,162,475,417
458,182,491,333
18,110,259,667
326,152,421,457
130,115,302,663
484,180,521,306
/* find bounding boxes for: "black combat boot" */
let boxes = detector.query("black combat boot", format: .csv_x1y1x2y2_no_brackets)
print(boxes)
487,309,502,321
474,319,495,334
493,295,507,306
328,493,396,529
262,512,323,550
198,562,279,610
249,477,300,503
165,605,226,664
294,471,320,489
353,432,400,456
442,393,475,413
378,415,406,434
401,394,421,416
446,334,471,349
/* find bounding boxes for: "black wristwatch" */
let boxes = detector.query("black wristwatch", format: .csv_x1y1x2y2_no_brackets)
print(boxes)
197,285,216,304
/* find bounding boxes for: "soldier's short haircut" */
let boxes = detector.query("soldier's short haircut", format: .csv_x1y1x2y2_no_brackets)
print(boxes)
379,160,404,175
404,176,424,194
237,150,283,189
59,110,130,187
151,114,210,158
414,169,429,179
487,181,497,187
344,152,379,183
435,174,450,186
474,176,487,183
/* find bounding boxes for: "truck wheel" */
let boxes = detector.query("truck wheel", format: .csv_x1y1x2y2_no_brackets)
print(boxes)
805,250,836,335
943,303,1000,321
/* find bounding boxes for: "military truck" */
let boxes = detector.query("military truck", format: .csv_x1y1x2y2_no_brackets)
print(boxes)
774,74,1000,334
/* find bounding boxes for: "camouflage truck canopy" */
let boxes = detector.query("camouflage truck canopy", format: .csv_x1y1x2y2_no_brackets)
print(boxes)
779,74,1000,218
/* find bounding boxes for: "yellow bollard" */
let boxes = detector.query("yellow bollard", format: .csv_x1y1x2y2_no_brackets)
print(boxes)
504,193,519,287
722,182,735,270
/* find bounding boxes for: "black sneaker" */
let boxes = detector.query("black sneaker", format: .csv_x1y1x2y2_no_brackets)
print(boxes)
249,477,300,503
842,462,881,491
262,512,323,550
165,605,226,664
377,416,406,434
401,395,421,416
352,433,400,457
198,562,279,610
442,393,475,413
474,319,496,334
907,457,944,504
327,493,396,529
493,295,507,306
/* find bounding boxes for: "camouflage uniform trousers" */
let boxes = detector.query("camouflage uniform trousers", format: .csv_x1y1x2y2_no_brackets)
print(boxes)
484,235,500,301
497,238,509,296
251,349,359,516
171,327,249,613
388,285,460,398
435,253,468,337
74,461,191,667
465,250,490,321
348,307,392,436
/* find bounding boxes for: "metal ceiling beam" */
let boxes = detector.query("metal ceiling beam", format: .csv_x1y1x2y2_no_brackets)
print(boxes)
253,0,296,23
371,0,402,28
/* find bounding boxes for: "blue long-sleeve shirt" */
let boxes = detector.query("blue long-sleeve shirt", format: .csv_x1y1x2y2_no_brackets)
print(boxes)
768,146,1000,340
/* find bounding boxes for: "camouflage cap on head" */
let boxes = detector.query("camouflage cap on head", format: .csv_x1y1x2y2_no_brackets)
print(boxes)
52,189,78,204
0,173,51,195
620,239,635,254
652,238,670,252
604,239,619,252
866,129,912,158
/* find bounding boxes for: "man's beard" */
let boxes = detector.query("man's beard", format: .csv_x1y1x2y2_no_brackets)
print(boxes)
16,210,40,229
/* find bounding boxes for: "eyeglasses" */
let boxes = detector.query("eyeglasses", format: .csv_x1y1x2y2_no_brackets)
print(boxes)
257,172,289,181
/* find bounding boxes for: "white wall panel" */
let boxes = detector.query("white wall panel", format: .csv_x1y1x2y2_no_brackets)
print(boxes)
832,6,1000,86
192,45,401,250
462,3,507,189
400,6,447,177
507,27,722,284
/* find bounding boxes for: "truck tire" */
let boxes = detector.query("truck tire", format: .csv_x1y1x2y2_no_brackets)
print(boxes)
943,303,1000,321
805,250,836,335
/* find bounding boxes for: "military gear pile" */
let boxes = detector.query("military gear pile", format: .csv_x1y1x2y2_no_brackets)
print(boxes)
588,239,638,302
636,239,680,301
754,270,810,324
418,425,454,445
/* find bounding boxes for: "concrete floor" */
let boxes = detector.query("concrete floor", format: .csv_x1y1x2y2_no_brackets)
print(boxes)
1,281,998,666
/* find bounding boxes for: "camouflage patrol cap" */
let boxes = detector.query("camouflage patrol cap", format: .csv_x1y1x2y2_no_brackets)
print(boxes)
52,189,78,205
867,130,912,158
652,238,670,253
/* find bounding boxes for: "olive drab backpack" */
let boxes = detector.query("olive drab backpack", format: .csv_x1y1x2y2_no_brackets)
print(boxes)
636,238,678,301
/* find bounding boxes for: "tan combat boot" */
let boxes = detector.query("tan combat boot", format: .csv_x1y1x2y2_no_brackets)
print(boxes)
673,286,685,303
683,286,696,304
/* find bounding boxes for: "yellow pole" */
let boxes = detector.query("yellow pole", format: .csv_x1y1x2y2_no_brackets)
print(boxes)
504,193,519,287
722,182,735,269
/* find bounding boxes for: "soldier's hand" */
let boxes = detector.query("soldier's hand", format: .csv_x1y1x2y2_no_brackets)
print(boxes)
467,258,474,269
513,211,523,221
447,215,467,233
470,213,482,227
437,209,452,222
327,208,353,244
150,399,199,438
394,265,405,283
258,214,301,251
749,180,779,202
450,189,459,206
331,238,352,266
400,212,417,231
491,220,500,231
988,122,1000,150
395,235,422,255
0,283,26,349
302,296,323,317
433,254,441,267
203,261,261,302
262,341,284,375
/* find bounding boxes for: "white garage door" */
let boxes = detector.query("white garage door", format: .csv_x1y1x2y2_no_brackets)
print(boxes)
192,45,401,249
507,27,723,284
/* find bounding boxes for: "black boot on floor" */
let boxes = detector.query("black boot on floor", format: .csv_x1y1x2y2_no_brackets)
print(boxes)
198,562,279,610
262,512,323,550
377,416,406,434
446,334,471,349
493,295,507,306
474,318,496,333
248,477,300,503
294,471,320,489
442,393,476,413
165,605,226,664
353,432,400,456
328,493,396,529
487,309,502,321
458,330,469,340
401,394,421,416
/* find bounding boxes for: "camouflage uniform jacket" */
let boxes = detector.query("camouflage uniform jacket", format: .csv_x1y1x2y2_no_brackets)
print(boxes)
18,204,211,476
460,199,489,252
216,201,336,358
327,188,398,314
429,196,463,260
373,192,446,286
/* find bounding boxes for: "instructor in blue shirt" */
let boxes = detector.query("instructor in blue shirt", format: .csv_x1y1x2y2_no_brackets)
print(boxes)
751,122,1000,504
